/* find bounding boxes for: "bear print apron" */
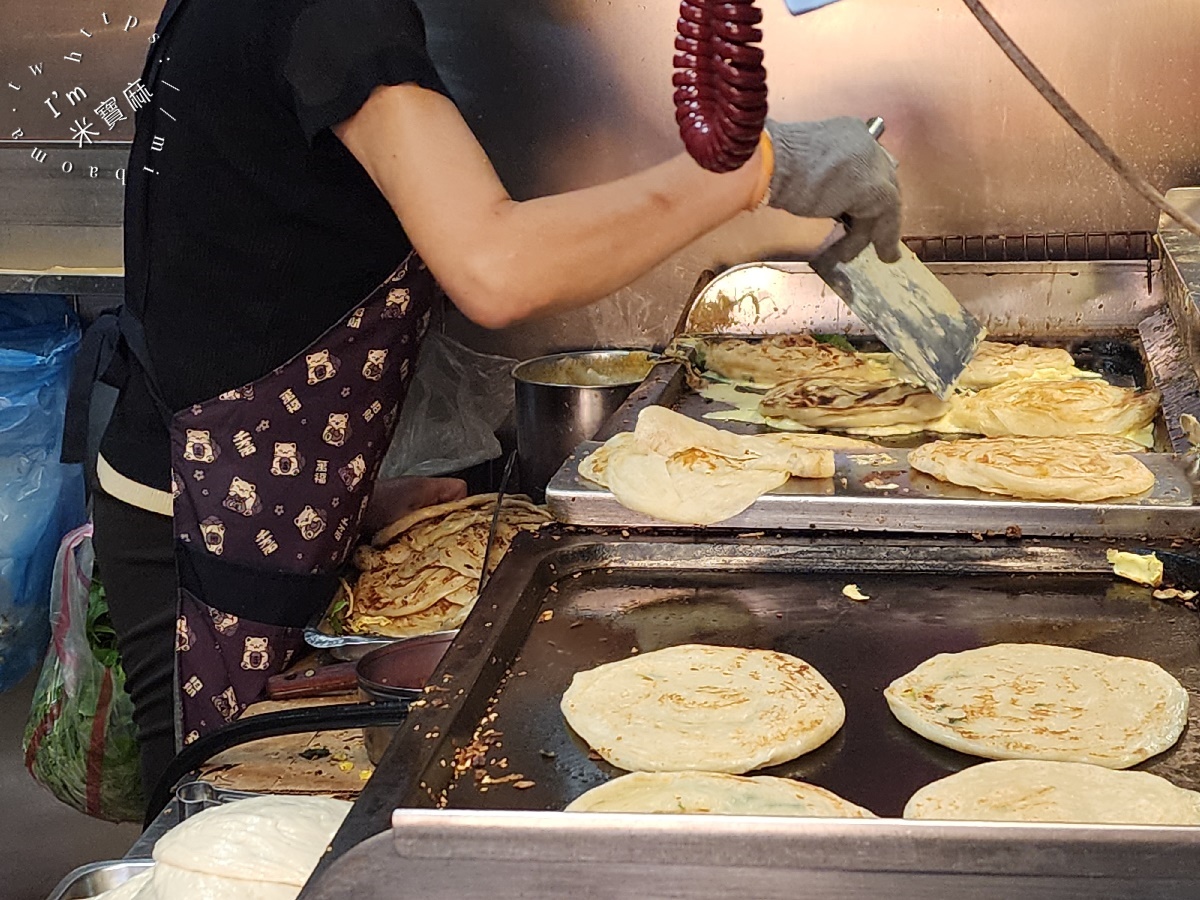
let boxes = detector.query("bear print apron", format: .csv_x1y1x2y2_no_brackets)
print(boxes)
170,255,434,742
67,0,439,746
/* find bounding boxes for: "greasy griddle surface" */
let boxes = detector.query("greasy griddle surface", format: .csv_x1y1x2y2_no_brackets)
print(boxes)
444,568,1200,818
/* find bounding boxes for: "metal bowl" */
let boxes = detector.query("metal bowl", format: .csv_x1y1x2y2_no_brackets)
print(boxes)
356,632,455,764
46,860,154,900
512,349,659,497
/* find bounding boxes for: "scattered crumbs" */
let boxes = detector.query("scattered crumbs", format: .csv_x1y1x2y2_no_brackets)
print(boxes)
969,532,984,542
538,610,554,623
1005,524,1023,539
359,770,372,781
572,572,582,578
514,780,536,790
862,473,900,490
548,584,559,593
842,584,870,602
848,452,898,467
621,530,631,538
481,773,523,785
337,761,354,773
839,477,849,488
775,612,784,619
304,669,316,677
630,647,639,654
1154,588,1199,602
739,531,765,539
539,749,557,759
570,621,584,629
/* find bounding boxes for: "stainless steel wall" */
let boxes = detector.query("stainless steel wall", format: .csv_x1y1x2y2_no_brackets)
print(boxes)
2,0,1198,356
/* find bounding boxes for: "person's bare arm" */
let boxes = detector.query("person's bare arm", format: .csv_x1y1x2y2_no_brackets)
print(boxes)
335,84,762,329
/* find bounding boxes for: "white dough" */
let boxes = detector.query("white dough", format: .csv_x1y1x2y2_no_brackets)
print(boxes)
152,795,351,887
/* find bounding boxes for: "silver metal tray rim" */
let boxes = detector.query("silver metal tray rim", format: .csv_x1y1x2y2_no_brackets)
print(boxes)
46,859,154,900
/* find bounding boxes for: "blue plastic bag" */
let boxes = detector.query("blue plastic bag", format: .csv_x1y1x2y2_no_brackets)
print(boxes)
0,295,85,693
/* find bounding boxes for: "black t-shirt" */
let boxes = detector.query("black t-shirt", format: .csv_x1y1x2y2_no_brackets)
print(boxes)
101,0,448,493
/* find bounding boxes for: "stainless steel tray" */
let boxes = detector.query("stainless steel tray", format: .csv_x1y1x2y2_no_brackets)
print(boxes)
545,361,1200,539
46,859,153,900
325,530,1200,860
174,779,259,820
549,440,1200,538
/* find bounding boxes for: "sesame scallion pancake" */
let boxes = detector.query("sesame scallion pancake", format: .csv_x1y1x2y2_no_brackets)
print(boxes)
885,643,1188,768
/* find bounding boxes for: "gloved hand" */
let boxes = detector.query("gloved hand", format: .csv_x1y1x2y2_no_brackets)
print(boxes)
763,117,902,264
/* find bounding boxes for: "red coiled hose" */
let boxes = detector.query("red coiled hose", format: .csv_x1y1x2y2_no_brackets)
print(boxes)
674,0,768,173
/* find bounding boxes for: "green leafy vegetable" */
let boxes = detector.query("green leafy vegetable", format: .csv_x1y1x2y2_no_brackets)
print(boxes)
812,334,856,353
23,569,145,822
326,589,349,636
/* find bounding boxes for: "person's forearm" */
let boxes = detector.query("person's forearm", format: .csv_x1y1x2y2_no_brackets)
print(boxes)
335,84,762,330
464,149,762,327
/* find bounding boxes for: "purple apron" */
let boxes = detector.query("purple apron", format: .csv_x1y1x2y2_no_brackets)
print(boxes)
59,0,440,748
172,256,433,742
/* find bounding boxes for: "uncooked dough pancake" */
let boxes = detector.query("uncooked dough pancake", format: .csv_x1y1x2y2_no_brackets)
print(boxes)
885,643,1188,768
903,759,1200,824
148,865,301,900
561,644,845,774
567,771,875,817
579,407,834,525
955,342,1087,390
152,795,352,886
759,376,950,430
908,436,1155,502
949,379,1160,439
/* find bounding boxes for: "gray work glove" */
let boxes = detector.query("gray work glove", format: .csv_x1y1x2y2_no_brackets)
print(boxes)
765,117,902,264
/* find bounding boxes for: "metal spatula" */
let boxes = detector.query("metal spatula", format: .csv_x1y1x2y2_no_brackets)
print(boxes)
810,119,986,399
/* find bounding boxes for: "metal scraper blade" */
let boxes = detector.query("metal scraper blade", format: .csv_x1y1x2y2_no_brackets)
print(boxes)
810,243,986,399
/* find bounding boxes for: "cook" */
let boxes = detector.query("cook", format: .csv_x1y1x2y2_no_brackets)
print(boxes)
67,0,901,801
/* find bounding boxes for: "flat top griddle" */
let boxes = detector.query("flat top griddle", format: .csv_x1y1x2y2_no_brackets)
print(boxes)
326,531,1200,860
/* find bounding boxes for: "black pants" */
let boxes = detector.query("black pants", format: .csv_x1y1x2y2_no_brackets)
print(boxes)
92,489,178,803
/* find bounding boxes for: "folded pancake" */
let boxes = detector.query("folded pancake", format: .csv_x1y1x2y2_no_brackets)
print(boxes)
759,375,951,431
903,760,1200,825
885,643,1188,768
568,771,875,817
954,341,1090,390
908,436,1155,502
949,379,1160,438
579,406,834,525
687,334,891,386
561,644,845,773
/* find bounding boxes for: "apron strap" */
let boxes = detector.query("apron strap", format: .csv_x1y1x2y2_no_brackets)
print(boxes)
61,306,174,465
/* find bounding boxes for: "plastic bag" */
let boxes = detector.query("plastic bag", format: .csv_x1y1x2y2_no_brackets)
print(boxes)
23,523,145,822
0,295,85,691
380,332,516,478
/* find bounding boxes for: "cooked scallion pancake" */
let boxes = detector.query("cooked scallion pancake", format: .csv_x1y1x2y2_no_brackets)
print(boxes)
561,644,845,773
759,376,950,431
568,771,875,817
903,760,1200,825
579,406,834,525
949,379,1160,438
955,342,1091,390
689,334,889,386
885,644,1188,768
908,436,1154,502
